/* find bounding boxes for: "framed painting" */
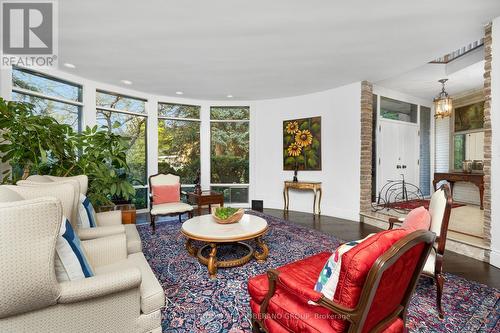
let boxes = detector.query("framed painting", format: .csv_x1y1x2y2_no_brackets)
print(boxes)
454,101,484,132
283,116,321,170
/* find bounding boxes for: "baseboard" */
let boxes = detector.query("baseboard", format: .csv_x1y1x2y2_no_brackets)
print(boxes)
490,249,500,268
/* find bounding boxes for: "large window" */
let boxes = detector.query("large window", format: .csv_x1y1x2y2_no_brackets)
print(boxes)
96,91,148,209
210,106,250,204
158,103,201,188
11,67,83,131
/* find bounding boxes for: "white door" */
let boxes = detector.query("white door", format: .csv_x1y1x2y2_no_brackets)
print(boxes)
377,120,419,199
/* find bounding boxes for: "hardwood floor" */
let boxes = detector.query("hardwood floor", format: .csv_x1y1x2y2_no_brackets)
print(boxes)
262,208,500,289
137,208,500,289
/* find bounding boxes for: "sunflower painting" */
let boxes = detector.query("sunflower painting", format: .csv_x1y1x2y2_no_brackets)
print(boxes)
283,117,321,170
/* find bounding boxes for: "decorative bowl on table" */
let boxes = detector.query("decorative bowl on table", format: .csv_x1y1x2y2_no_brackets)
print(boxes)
211,207,244,224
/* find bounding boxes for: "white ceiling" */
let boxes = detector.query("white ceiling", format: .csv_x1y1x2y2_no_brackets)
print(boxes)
58,0,500,100
376,59,485,101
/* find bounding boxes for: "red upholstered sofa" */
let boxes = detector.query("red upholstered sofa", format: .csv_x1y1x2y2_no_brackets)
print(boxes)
248,229,435,333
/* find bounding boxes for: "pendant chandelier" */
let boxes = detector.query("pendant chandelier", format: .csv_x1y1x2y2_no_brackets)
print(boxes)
433,79,453,119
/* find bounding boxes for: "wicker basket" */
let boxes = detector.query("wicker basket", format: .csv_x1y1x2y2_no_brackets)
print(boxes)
211,208,244,224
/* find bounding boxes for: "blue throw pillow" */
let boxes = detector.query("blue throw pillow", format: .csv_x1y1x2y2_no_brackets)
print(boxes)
55,217,94,281
78,194,97,228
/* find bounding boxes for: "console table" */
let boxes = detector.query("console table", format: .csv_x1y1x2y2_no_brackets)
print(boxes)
283,181,322,215
433,172,484,210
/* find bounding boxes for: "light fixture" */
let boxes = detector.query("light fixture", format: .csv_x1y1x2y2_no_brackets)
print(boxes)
63,63,76,69
433,79,453,119
120,80,132,85
226,94,233,98
175,91,183,95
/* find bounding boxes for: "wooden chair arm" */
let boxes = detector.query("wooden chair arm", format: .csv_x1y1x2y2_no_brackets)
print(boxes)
388,217,404,230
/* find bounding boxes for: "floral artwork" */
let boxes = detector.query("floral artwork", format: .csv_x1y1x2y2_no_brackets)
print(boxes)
283,117,321,170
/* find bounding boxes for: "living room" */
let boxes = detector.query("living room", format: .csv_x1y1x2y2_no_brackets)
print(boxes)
1,1,500,333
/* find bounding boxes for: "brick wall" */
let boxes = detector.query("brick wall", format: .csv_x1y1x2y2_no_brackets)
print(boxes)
483,23,492,252
360,81,373,212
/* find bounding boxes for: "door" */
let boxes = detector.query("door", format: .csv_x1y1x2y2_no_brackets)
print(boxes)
377,120,419,199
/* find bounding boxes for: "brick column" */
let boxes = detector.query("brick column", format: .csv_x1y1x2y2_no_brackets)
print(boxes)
360,81,374,213
483,23,492,252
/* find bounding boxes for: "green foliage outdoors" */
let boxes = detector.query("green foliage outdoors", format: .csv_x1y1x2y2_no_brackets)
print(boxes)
210,121,249,183
0,97,136,207
214,207,239,220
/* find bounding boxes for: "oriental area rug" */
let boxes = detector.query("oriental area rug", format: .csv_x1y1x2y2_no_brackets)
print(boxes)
137,211,499,333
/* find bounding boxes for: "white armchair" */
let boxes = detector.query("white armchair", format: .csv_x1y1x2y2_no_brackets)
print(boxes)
0,186,164,332
19,175,142,254
149,173,194,233
388,184,452,318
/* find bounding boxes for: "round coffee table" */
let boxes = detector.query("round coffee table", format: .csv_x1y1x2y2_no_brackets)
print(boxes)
181,214,269,279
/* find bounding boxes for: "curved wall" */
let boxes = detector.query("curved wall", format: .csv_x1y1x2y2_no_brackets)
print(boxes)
0,67,362,220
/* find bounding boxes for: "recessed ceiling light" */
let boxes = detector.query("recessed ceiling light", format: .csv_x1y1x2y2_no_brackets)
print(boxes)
176,91,184,95
227,94,233,98
63,63,76,69
121,80,132,85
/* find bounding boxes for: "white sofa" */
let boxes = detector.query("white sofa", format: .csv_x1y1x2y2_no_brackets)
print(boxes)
18,175,142,254
0,184,165,332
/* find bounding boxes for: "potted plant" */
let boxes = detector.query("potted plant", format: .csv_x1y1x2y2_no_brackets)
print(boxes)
0,97,136,210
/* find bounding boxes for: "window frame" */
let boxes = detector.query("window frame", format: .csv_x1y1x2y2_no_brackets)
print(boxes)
209,106,250,205
96,91,149,209
157,102,202,188
11,66,84,131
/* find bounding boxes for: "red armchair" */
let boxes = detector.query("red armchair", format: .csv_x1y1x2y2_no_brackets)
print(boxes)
248,229,435,333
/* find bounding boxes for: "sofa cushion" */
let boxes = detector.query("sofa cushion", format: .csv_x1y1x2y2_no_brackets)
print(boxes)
152,184,180,204
125,224,143,253
330,229,412,331
0,186,24,202
78,194,97,228
95,252,165,314
401,206,431,231
55,217,94,281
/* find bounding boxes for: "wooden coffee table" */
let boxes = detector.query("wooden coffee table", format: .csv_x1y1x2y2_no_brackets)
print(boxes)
181,214,269,279
187,191,224,216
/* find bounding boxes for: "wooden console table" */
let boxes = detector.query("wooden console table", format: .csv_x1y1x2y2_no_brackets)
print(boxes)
188,191,224,216
283,181,322,215
433,172,484,210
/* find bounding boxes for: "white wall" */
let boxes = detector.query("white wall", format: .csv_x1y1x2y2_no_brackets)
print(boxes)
490,17,500,268
252,82,362,221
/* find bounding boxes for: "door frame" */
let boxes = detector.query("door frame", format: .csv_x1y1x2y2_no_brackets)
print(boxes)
372,90,433,201
376,118,420,195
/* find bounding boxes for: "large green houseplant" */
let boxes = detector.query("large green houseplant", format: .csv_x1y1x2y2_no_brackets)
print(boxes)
0,97,135,207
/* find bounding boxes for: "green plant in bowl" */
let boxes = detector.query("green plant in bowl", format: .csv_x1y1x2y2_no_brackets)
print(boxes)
214,207,239,220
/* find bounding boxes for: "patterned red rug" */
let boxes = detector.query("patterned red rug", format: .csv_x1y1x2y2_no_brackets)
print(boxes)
137,211,499,332
385,199,465,211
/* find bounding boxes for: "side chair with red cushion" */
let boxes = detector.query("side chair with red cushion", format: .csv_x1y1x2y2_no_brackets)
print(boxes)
248,229,435,333
148,173,194,233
